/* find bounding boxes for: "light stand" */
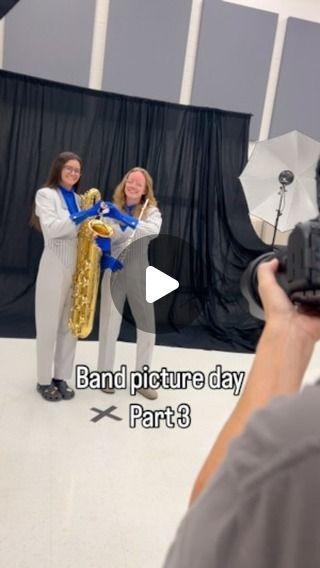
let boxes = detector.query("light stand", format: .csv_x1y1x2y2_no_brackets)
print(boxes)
271,170,294,247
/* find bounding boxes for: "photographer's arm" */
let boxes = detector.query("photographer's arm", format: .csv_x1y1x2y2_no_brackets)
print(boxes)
190,259,320,505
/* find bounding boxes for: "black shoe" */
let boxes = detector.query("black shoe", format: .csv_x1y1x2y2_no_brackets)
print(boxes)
37,383,62,401
52,379,75,400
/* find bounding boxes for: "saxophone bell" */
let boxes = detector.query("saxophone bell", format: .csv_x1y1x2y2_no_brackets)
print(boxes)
88,218,114,238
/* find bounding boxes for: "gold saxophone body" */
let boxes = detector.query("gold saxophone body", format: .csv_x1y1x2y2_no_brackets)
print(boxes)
69,188,113,339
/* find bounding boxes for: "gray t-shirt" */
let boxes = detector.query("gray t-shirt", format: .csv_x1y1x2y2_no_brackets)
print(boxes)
164,382,320,568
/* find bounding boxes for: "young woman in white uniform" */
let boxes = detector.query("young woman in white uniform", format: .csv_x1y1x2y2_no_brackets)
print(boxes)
97,167,162,399
34,152,103,401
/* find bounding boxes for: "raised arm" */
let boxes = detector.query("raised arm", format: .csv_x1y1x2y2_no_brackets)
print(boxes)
190,258,320,505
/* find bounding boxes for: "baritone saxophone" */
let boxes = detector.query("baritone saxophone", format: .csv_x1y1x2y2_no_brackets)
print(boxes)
69,188,113,338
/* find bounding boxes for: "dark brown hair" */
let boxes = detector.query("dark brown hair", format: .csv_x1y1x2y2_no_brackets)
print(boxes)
45,151,83,190
30,151,83,230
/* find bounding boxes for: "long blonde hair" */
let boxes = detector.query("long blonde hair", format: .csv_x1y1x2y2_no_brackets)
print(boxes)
113,167,158,218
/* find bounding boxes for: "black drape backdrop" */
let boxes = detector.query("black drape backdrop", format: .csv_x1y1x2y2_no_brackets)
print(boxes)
0,70,269,352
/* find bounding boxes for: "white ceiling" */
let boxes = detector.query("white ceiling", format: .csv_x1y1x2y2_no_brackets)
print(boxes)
223,0,320,23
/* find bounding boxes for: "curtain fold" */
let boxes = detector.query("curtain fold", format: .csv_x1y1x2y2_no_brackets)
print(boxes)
0,70,268,351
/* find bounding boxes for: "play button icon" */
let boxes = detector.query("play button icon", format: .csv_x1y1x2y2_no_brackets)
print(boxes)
109,233,206,335
146,266,179,303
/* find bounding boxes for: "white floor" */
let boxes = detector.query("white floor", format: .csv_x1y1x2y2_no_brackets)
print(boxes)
1,337,320,568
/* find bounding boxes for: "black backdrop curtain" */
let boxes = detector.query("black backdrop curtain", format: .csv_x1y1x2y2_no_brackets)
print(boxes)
0,70,269,352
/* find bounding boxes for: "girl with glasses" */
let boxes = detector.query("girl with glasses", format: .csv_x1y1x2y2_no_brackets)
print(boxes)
34,151,102,401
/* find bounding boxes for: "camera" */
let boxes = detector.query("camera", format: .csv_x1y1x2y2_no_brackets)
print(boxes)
241,218,320,320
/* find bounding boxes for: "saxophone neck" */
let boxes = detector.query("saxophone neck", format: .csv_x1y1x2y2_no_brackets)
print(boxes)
80,187,102,209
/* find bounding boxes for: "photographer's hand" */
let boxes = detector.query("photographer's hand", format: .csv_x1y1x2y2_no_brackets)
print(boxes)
259,258,320,345
190,258,320,506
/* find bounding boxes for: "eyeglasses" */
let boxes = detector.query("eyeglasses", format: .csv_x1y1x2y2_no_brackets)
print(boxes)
63,165,81,175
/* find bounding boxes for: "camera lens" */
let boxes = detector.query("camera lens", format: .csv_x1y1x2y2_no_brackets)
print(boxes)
241,252,277,320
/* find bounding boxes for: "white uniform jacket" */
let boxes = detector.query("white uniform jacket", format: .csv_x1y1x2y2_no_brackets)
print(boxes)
35,187,80,267
35,187,81,385
108,206,162,262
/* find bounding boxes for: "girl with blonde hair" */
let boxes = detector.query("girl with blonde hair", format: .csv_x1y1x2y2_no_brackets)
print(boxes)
97,167,162,399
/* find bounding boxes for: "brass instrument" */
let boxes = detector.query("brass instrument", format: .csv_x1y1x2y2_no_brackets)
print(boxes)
69,188,113,338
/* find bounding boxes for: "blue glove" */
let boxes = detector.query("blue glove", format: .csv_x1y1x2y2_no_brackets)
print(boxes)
119,222,131,232
95,236,111,254
71,200,102,225
102,202,138,230
101,253,123,272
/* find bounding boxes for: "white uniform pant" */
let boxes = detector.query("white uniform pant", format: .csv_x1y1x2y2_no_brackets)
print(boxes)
98,267,155,373
35,249,77,385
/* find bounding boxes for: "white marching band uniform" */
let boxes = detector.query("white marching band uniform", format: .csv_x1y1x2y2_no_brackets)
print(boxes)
98,206,162,374
35,187,80,385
